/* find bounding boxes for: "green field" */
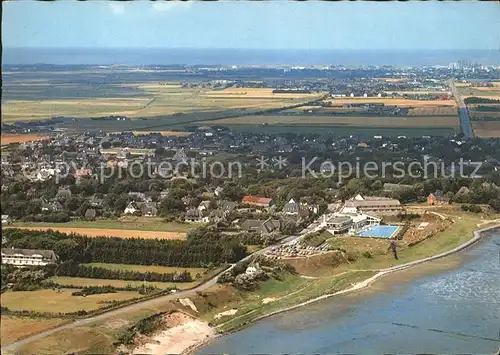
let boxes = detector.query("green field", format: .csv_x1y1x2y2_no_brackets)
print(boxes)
2,71,321,123
84,263,207,277
1,289,141,313
48,276,198,290
222,124,457,137
200,114,459,128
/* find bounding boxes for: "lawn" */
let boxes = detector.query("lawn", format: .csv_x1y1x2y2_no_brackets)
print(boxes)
48,276,198,290
326,235,390,255
84,263,207,277
1,289,141,313
1,316,68,346
301,230,331,247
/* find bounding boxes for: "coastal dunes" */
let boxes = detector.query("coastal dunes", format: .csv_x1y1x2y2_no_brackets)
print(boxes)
130,312,214,355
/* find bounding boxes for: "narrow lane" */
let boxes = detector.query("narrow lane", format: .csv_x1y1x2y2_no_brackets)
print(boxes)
448,80,474,139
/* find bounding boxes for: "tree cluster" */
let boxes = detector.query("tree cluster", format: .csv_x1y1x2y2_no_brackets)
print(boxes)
56,261,193,283
4,228,248,268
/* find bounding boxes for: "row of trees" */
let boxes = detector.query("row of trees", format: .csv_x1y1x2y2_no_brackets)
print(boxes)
4,228,248,268
56,261,193,283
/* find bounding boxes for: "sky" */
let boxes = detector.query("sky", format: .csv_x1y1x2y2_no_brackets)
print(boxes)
2,1,499,50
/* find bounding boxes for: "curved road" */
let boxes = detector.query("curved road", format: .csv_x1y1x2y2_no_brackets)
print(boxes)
1,230,309,353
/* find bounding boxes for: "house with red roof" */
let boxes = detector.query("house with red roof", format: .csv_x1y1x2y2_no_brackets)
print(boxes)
241,195,274,207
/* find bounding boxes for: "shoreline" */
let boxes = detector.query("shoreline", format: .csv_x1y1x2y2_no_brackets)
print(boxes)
184,223,500,355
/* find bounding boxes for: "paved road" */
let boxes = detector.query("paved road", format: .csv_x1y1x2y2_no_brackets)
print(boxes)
448,80,474,139
1,224,316,353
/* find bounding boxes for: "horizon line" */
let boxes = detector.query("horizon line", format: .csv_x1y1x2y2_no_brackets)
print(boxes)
4,47,499,52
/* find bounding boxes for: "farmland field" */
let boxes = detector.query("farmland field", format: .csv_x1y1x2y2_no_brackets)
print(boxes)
2,72,324,123
0,316,68,345
48,276,198,290
83,263,207,277
382,90,450,95
455,82,472,87
201,115,459,128
469,111,500,119
222,124,456,137
458,82,500,100
124,130,192,136
11,217,195,233
7,226,187,240
471,121,500,138
202,87,321,100
408,107,457,116
1,289,141,313
225,124,456,137
1,133,51,145
325,98,457,107
376,78,409,83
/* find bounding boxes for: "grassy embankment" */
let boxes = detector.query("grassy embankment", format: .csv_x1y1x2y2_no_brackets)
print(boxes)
1,317,68,346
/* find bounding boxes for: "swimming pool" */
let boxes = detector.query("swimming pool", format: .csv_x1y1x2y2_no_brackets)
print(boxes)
357,225,399,238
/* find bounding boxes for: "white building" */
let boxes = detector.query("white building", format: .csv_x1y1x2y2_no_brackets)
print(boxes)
322,212,381,236
1,248,58,267
124,202,138,214
349,213,381,229
1,215,12,225
324,215,353,235
340,194,402,215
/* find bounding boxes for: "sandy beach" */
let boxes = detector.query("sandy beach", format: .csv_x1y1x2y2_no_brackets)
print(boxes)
132,313,215,355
